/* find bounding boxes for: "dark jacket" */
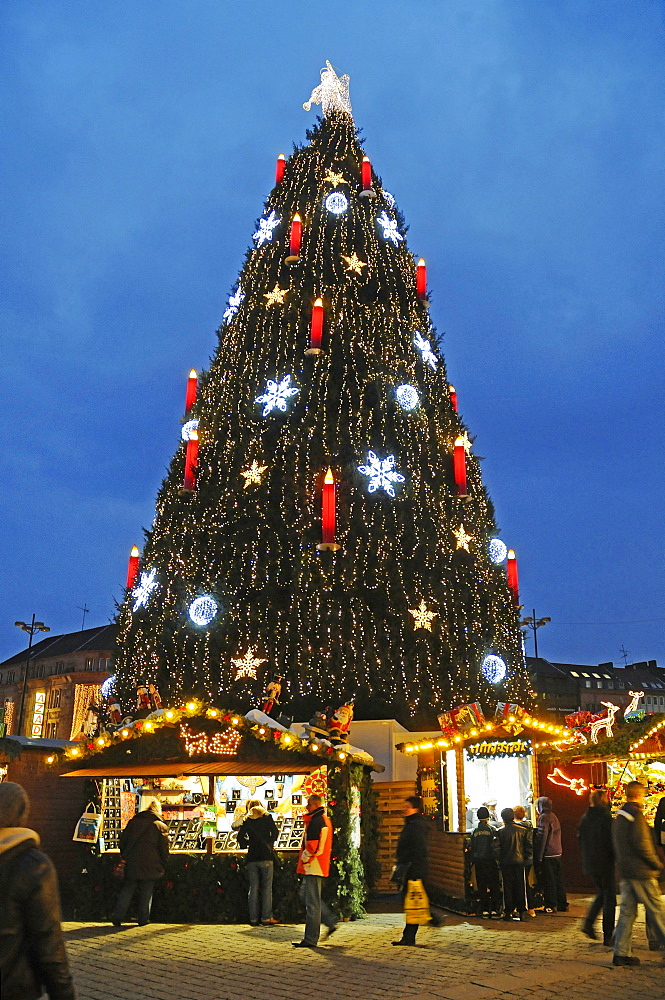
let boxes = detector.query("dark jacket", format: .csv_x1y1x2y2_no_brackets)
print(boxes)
578,805,614,879
119,808,170,880
396,812,430,881
493,822,532,867
236,813,279,863
613,801,663,880
536,797,563,861
0,828,75,1000
470,820,496,862
654,796,665,849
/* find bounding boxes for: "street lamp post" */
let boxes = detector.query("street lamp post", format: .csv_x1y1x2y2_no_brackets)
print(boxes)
14,615,50,736
520,608,551,660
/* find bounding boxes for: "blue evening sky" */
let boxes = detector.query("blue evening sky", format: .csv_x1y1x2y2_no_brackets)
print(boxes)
1,1,663,669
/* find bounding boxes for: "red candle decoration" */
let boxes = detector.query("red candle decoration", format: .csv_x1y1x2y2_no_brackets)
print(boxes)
361,156,372,191
183,431,199,492
185,369,198,413
289,213,302,256
416,258,427,300
448,385,458,412
318,469,340,551
453,437,468,497
306,298,324,355
507,549,519,604
275,154,286,185
126,545,140,590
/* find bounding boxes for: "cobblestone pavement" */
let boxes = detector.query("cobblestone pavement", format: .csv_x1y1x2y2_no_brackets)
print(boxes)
63,896,664,1000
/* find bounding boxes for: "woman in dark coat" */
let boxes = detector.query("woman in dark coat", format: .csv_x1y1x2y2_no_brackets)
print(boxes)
0,781,75,1000
392,795,443,946
110,797,170,927
578,788,615,945
235,799,279,925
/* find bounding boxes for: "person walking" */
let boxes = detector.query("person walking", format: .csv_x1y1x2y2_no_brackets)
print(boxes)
577,788,615,946
493,807,532,921
292,794,337,948
392,795,444,945
470,806,501,917
0,781,75,1000
612,780,665,966
536,796,568,913
110,797,170,927
513,805,536,917
236,799,280,926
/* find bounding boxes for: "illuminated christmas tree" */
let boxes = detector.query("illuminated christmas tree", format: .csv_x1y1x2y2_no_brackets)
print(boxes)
114,63,533,727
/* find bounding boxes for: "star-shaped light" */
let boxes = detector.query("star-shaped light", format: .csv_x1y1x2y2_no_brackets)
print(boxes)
409,600,437,631
255,374,300,416
232,647,266,680
341,253,367,274
458,431,473,454
324,169,347,187
376,210,404,246
132,568,158,612
357,451,405,498
263,284,288,306
223,285,244,324
241,461,268,488
453,525,473,551
252,210,280,248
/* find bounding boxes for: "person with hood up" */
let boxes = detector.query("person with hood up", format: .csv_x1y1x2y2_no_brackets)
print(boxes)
235,799,280,926
470,806,501,917
577,788,615,945
392,795,444,945
513,805,536,918
292,794,338,948
536,796,568,913
0,781,75,1000
493,807,532,921
612,780,665,966
110,797,170,927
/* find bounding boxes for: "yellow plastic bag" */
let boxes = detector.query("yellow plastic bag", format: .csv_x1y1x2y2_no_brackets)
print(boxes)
404,879,431,924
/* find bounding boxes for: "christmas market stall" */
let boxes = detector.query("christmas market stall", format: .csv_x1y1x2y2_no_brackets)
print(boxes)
397,701,580,910
53,699,381,923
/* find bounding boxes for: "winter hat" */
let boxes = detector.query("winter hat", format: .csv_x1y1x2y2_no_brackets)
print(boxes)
0,782,29,828
501,807,514,824
476,806,490,820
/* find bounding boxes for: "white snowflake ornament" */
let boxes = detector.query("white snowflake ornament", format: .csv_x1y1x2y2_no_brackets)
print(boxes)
255,374,300,416
376,211,404,246
252,210,280,248
413,332,437,370
357,451,405,498
132,568,158,612
223,286,244,324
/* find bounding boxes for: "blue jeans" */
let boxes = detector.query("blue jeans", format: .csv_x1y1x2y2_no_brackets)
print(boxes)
299,875,337,946
246,860,273,923
614,878,665,957
112,878,155,925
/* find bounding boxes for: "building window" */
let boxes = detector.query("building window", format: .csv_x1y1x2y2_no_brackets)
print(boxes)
596,680,603,689
46,722,58,739
585,680,592,688
7,671,15,684
55,661,65,674
48,689,62,709
570,671,579,677
85,658,93,671
607,681,614,689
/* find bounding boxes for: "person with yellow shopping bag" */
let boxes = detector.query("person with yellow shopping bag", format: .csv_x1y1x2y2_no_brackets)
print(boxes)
392,796,444,945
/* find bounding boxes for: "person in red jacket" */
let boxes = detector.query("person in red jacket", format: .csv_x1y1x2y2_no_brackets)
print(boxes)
292,795,338,948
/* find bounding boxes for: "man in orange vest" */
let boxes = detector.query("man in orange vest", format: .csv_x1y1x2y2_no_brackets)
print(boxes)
292,794,338,948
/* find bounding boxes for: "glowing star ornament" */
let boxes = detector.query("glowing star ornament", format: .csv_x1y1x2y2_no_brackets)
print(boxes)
188,595,219,627
488,538,508,565
132,568,158,612
376,210,404,246
357,451,405,498
223,286,244,324
453,525,473,551
232,647,266,680
395,384,419,411
325,192,348,215
263,284,288,306
341,253,367,274
181,419,199,442
303,60,352,117
547,768,589,797
482,655,507,684
252,210,280,248
409,600,437,631
255,375,299,416
324,169,347,187
241,461,268,488
413,332,437,370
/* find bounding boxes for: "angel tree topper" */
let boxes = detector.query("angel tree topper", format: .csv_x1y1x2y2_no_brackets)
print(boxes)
357,451,405,498
303,60,352,117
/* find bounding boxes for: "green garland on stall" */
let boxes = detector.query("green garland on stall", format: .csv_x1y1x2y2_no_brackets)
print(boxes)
324,763,379,919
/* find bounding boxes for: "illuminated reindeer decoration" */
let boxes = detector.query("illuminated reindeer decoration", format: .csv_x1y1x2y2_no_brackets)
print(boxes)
590,702,619,744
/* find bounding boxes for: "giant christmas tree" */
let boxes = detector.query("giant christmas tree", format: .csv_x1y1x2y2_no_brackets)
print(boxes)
114,63,533,728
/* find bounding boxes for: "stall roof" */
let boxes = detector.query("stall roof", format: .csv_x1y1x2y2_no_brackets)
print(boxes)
60,761,321,778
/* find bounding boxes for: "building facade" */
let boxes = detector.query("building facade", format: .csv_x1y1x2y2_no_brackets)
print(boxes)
0,625,116,740
528,656,664,719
